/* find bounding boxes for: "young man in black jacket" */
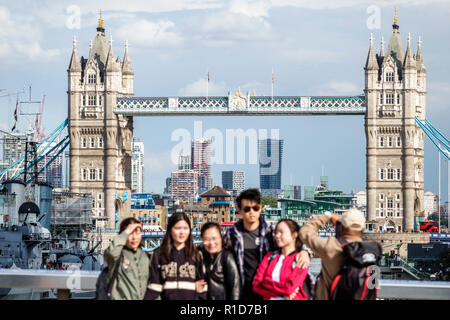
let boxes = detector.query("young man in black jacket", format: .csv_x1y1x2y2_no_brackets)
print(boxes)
224,188,311,300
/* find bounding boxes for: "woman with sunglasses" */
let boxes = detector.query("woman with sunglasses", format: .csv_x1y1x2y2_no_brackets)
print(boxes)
144,213,207,300
252,219,311,300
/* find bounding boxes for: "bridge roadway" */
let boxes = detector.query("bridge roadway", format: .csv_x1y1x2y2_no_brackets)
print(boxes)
114,95,366,116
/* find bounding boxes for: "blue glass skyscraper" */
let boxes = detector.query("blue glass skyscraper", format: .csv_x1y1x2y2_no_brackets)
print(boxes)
258,139,283,197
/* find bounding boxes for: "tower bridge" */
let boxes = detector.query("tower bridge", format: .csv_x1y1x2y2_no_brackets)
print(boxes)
68,11,427,233
114,95,366,116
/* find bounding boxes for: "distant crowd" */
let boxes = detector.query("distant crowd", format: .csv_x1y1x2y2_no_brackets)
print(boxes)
99,188,381,300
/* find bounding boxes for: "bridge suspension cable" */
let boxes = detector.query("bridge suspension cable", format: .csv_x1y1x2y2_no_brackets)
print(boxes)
0,118,69,183
416,116,450,233
415,117,450,160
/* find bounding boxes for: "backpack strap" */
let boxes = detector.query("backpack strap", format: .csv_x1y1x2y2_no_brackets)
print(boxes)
107,251,123,298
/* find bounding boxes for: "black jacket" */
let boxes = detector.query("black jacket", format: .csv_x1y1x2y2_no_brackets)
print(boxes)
144,247,207,300
200,247,241,300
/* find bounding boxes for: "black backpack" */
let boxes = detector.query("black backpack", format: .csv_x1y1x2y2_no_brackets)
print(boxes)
267,250,314,300
96,252,123,300
329,239,382,300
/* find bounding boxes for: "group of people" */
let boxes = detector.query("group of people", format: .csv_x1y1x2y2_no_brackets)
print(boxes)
103,188,368,300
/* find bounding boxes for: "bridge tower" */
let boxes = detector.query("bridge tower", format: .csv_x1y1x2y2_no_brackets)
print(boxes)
67,12,134,229
365,11,426,232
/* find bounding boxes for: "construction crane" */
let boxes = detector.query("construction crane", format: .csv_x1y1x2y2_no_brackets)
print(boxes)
0,118,69,185
35,94,46,142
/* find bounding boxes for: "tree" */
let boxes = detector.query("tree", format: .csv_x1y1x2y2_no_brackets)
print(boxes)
261,196,277,208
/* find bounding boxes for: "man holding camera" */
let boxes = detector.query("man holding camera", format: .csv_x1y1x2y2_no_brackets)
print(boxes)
299,209,367,300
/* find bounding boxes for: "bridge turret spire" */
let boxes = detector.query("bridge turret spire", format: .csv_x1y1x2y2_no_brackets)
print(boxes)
386,8,404,75
105,35,120,72
97,9,105,33
403,32,416,69
68,35,81,71
416,36,426,72
380,36,385,57
393,6,399,29
122,40,134,75
365,33,378,70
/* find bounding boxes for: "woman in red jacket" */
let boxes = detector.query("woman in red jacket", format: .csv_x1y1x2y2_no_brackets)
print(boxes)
252,219,310,300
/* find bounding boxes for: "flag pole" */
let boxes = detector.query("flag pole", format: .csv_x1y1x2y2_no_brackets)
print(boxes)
271,67,274,102
206,69,209,100
438,145,441,233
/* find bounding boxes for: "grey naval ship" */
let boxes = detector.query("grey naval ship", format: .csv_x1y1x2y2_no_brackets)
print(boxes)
0,179,102,299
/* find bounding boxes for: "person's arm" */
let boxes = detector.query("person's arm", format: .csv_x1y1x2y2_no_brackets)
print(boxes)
195,253,208,300
252,253,279,298
144,250,163,300
259,264,309,296
104,223,141,269
299,214,332,258
103,232,128,269
223,251,241,300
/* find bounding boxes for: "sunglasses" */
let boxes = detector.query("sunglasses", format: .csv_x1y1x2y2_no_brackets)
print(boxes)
242,205,261,213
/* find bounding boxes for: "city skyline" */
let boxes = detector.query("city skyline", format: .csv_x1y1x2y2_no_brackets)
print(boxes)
0,1,449,200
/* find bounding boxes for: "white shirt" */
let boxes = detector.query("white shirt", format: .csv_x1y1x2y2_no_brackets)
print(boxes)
269,254,285,300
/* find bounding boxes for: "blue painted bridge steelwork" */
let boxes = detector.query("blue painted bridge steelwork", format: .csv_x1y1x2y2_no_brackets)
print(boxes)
115,95,366,116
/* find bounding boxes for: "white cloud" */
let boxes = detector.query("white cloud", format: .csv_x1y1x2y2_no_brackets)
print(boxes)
0,6,60,66
81,0,223,14
115,19,183,48
239,81,266,93
178,78,228,96
311,81,362,95
229,0,272,18
270,0,450,9
145,151,177,172
144,151,177,193
280,47,342,63
188,11,274,46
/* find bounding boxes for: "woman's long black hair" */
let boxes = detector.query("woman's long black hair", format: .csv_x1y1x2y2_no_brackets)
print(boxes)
161,212,199,262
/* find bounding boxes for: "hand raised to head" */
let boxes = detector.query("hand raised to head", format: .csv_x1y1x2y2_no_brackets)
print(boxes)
124,222,142,235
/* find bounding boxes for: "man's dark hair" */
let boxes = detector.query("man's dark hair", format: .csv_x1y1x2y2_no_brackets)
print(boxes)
236,188,261,209
119,217,142,233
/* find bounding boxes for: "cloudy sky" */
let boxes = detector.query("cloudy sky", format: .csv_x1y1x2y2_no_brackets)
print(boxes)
0,0,449,199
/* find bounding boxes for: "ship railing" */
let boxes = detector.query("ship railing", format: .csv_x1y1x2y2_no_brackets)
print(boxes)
0,268,450,300
384,257,431,280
